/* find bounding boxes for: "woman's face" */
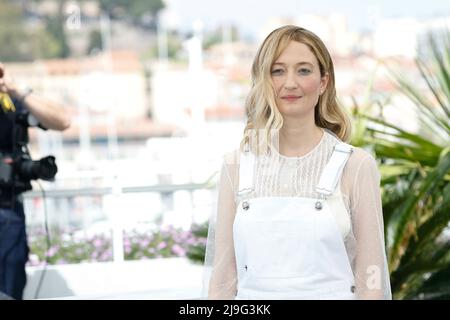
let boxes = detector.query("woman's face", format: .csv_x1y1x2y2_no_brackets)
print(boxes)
270,41,328,119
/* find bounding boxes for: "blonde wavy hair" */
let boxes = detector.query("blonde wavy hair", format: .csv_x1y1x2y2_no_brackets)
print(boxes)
240,25,352,154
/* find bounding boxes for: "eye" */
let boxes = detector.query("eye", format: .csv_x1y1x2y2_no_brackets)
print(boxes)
298,68,311,75
270,68,284,75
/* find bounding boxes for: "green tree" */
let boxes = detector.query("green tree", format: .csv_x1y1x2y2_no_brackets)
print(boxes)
87,29,103,55
0,1,30,61
145,31,183,61
0,1,70,61
30,29,67,60
204,25,240,50
44,0,70,58
99,0,165,28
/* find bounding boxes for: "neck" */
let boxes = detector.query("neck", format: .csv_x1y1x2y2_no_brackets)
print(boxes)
278,116,324,157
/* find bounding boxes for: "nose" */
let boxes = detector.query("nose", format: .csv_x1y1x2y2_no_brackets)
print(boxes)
283,71,298,90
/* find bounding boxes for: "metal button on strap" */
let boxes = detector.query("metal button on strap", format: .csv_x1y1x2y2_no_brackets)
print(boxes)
244,265,248,271
350,285,356,293
242,201,249,210
315,201,323,211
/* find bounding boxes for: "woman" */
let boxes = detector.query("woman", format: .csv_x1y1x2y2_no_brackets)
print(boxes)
204,25,391,300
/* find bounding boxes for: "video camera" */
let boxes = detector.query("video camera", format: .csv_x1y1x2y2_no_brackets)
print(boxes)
0,106,58,195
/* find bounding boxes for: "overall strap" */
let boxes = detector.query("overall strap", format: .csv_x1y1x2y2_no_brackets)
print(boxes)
237,149,256,198
315,142,354,197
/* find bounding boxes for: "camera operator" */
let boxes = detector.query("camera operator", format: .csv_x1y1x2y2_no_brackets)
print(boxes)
0,62,70,300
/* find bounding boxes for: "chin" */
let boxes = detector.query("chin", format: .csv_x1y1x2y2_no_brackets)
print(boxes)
278,104,313,118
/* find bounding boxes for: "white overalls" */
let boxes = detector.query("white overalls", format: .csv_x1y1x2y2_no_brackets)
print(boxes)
233,142,356,299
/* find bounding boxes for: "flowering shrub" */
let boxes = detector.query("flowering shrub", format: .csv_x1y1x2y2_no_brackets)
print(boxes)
123,225,205,260
185,222,208,264
27,228,113,266
27,223,208,266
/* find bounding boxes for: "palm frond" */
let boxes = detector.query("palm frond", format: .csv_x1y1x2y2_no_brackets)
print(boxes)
387,152,450,270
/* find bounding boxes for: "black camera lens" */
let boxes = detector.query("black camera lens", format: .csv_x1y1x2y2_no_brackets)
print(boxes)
18,156,57,181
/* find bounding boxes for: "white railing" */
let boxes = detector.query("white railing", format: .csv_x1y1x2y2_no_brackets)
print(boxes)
21,182,214,299
23,180,216,263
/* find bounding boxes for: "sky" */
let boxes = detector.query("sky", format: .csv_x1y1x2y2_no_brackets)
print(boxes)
165,0,450,38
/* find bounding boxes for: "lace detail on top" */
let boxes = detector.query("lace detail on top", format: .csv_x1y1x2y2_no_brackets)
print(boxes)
249,129,343,202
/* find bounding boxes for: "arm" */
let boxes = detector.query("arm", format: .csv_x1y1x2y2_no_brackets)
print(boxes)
350,154,392,300
208,155,239,299
0,63,71,131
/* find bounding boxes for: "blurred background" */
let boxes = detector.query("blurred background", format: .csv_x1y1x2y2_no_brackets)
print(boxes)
0,0,449,299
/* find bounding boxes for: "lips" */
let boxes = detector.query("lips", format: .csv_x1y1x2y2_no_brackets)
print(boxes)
281,95,302,102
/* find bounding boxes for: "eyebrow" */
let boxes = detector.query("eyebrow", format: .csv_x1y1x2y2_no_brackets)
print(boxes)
272,62,314,67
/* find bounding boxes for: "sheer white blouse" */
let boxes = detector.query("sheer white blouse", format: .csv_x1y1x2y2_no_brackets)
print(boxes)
204,129,392,300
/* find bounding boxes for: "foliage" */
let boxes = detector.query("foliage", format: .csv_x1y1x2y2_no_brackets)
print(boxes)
99,0,165,28
27,223,207,266
185,222,208,264
145,31,184,60
0,1,69,61
0,0,166,61
0,2,29,61
44,4,70,59
123,224,204,260
203,25,240,50
352,33,450,300
87,29,103,55
28,227,113,265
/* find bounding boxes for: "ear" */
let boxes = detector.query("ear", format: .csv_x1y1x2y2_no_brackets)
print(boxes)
320,72,329,93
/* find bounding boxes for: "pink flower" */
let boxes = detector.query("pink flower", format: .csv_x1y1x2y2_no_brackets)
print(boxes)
171,244,186,256
157,242,167,250
93,238,103,248
46,246,59,257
